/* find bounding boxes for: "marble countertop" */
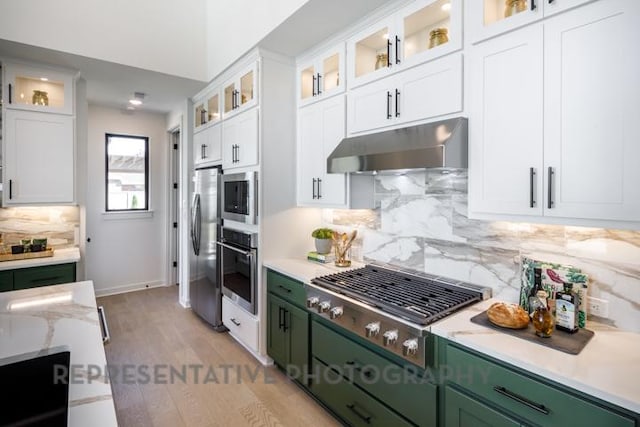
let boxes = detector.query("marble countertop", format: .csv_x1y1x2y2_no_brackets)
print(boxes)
264,257,640,415
0,281,117,426
0,247,80,271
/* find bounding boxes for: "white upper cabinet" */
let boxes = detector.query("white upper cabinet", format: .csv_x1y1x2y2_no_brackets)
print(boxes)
3,62,75,115
347,0,462,89
543,0,640,222
468,25,544,216
348,53,462,134
222,62,258,120
3,110,74,204
469,0,640,225
193,122,222,167
298,95,347,207
222,107,259,170
193,88,221,132
297,43,345,107
467,0,593,44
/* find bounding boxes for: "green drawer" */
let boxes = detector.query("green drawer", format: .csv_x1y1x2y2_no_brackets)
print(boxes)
313,320,437,427
446,344,634,427
13,263,76,290
444,384,520,427
0,271,13,292
311,357,413,427
267,269,306,307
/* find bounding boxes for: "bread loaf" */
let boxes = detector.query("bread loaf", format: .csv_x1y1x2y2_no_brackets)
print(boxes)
487,302,530,329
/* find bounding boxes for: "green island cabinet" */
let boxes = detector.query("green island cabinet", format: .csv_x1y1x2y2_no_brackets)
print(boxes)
438,337,639,427
0,263,76,292
266,269,310,384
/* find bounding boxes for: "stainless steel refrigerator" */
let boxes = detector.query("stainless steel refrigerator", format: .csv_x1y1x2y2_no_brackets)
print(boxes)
189,166,226,331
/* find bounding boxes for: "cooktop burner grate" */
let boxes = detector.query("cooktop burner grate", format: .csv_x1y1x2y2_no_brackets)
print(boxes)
311,265,483,325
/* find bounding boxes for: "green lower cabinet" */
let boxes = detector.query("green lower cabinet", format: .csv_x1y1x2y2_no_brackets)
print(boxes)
311,357,413,427
13,263,76,290
444,385,520,427
0,271,14,292
441,339,637,427
266,293,309,384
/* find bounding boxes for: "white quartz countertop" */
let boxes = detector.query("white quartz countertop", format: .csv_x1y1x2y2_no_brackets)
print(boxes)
0,247,80,271
430,299,640,414
0,281,118,426
264,257,640,415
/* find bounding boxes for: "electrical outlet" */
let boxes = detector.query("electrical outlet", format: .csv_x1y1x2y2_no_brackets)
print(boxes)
588,297,610,319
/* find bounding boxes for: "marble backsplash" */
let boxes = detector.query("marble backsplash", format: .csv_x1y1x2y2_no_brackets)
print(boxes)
0,206,79,248
322,170,640,333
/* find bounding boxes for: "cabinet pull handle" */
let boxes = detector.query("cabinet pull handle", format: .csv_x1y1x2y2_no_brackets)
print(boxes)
231,91,235,109
395,35,401,64
278,285,292,293
234,144,238,163
529,167,536,208
548,0,555,2
317,178,322,199
9,179,13,199
312,75,317,96
230,318,241,327
312,178,317,199
30,276,61,284
346,403,372,424
8,83,12,104
278,306,285,330
386,40,392,67
317,73,322,95
282,309,289,333
386,91,392,119
531,0,537,10
98,306,110,344
395,89,400,117
547,166,554,209
493,386,549,415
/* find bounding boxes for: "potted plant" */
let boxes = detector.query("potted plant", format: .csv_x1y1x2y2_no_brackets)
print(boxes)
311,228,334,254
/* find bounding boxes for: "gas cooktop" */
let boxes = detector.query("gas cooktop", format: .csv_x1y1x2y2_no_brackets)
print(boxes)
311,264,489,326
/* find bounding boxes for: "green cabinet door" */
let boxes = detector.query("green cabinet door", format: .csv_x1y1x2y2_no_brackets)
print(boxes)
0,271,13,292
267,293,288,368
13,263,76,290
285,300,309,384
444,385,520,427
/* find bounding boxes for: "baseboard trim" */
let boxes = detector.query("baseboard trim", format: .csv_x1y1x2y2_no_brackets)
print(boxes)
227,331,274,366
94,280,166,297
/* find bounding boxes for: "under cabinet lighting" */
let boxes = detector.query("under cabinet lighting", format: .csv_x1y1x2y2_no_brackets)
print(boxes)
441,2,451,11
40,77,49,81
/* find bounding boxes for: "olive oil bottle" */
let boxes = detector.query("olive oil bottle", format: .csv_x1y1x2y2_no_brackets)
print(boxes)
528,267,543,315
556,282,579,333
532,290,554,337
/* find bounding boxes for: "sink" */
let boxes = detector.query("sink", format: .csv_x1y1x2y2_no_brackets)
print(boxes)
0,346,70,426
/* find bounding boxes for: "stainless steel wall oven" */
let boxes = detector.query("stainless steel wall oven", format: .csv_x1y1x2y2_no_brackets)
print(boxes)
218,227,258,315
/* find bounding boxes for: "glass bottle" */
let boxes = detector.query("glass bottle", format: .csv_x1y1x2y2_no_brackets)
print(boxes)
428,28,449,49
375,53,388,70
504,0,527,18
32,90,49,106
532,290,554,337
555,282,579,333
527,267,543,315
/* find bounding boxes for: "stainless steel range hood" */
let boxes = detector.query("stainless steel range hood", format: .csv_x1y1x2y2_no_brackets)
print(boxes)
327,117,468,174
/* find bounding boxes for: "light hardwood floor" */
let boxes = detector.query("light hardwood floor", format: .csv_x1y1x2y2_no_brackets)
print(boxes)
97,286,340,427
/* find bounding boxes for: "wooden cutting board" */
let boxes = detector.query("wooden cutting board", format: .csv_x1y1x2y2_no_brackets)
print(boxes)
0,248,54,262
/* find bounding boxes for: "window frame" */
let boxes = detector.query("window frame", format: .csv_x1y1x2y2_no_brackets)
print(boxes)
105,133,150,212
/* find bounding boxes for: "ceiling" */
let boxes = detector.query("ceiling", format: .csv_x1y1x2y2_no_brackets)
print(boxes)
0,0,392,114
0,38,207,114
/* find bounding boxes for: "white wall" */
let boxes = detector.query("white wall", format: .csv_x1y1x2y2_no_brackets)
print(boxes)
0,0,208,81
205,0,309,80
86,105,169,295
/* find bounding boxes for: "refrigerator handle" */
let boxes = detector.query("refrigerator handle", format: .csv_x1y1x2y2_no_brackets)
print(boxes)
192,194,201,255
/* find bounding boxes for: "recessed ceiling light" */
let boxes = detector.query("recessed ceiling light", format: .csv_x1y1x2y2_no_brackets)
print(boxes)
40,77,49,81
382,33,389,40
129,99,143,106
129,91,145,106
441,2,451,11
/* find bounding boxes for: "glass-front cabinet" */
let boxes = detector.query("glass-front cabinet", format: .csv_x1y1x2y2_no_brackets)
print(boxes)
194,88,221,131
297,43,345,106
347,0,461,88
3,62,75,115
468,0,592,43
223,62,258,118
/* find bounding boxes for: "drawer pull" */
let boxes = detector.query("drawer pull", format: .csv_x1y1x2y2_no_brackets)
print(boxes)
493,386,550,415
345,360,373,378
346,403,372,424
278,285,292,293
98,306,110,344
230,318,241,327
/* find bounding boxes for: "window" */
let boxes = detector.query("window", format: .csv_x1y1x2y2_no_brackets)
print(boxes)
105,134,149,211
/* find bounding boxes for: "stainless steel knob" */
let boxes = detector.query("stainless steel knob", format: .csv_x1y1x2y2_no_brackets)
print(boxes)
318,301,331,313
329,306,344,319
382,329,398,346
306,296,319,308
402,338,418,356
365,322,380,338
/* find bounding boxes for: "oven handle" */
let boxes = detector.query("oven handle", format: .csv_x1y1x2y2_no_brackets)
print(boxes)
216,241,254,257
